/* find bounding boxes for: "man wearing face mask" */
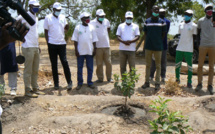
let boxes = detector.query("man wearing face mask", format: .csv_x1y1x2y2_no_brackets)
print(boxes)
116,11,140,76
195,4,215,95
150,8,170,83
44,2,72,90
142,6,167,90
90,9,113,83
16,0,43,98
71,12,98,90
175,10,197,88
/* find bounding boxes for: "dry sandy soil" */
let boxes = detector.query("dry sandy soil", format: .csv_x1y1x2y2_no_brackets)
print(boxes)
1,38,215,134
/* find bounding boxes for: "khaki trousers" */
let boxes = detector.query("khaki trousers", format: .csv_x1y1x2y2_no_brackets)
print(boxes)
22,47,40,91
96,48,112,81
145,50,162,84
119,50,135,75
197,46,215,86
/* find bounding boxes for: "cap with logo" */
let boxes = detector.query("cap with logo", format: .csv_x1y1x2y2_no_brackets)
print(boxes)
28,0,40,6
96,9,106,16
185,9,193,14
205,4,213,10
125,11,133,18
80,12,91,19
53,2,62,10
159,8,166,12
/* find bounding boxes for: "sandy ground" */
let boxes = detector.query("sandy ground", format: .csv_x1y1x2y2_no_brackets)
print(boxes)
1,38,215,134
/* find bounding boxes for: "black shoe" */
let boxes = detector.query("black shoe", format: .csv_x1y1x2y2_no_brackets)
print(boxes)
176,79,180,84
108,79,114,83
54,86,59,90
161,78,165,83
187,83,192,89
76,85,82,90
208,85,214,95
141,82,150,89
155,84,160,91
195,84,202,92
67,81,73,90
95,80,103,83
88,84,96,89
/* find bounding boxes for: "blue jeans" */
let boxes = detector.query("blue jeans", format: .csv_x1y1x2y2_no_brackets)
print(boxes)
77,55,94,86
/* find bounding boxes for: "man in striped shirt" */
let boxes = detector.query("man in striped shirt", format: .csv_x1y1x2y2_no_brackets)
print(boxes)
142,5,167,90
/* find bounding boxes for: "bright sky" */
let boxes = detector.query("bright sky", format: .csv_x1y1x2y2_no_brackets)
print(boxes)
11,0,208,35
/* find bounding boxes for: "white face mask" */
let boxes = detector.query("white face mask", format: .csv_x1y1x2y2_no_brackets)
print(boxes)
54,11,61,16
126,19,133,24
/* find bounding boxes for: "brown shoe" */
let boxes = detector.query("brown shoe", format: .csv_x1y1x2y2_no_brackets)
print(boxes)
32,89,45,95
25,91,38,98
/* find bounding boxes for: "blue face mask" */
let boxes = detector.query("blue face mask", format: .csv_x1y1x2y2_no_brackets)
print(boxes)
152,12,159,17
32,7,39,13
98,18,104,22
184,15,192,21
54,11,61,17
126,19,132,24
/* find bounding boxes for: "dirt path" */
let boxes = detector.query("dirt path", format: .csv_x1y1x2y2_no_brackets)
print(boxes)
1,39,215,134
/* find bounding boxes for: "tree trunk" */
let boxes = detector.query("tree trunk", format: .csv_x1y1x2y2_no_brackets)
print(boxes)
125,96,127,109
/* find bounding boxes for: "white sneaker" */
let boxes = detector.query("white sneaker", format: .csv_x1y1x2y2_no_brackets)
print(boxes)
10,89,17,96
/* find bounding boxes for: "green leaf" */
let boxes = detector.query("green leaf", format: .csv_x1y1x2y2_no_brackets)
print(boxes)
180,129,185,134
162,123,168,130
171,126,179,133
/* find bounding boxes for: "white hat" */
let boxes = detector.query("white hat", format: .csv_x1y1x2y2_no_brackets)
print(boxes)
205,4,213,10
28,0,40,6
159,8,166,12
80,12,91,19
96,9,106,16
185,9,193,14
53,2,62,10
125,11,133,18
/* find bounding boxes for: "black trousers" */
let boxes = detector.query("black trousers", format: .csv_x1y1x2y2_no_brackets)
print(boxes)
48,44,72,86
0,120,2,134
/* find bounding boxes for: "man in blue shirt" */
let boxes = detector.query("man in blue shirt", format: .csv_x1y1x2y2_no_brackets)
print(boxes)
149,8,170,83
142,6,167,90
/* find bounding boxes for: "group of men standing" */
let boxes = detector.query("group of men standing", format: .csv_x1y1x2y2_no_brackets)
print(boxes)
1,1,215,97
174,4,215,95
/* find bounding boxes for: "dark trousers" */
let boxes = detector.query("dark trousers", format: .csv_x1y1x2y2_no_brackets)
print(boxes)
0,120,2,134
150,50,167,79
77,55,93,86
48,44,72,86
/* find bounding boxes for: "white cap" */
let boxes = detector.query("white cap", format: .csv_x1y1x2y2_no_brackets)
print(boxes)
159,8,166,12
28,0,40,6
96,9,106,16
125,11,133,18
80,12,91,19
53,2,62,10
185,9,193,14
205,4,213,10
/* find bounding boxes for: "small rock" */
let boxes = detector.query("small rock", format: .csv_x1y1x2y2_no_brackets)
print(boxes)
107,117,113,122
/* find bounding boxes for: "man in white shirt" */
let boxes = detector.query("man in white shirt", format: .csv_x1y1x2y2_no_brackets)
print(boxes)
116,11,140,75
44,2,72,90
91,9,113,83
175,10,197,88
17,0,44,98
71,12,98,90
